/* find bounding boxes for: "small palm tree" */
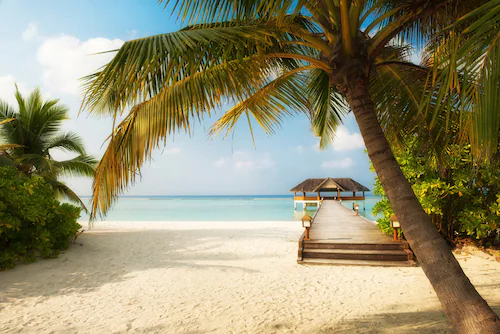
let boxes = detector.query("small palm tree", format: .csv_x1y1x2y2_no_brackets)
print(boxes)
0,87,97,211
81,1,499,332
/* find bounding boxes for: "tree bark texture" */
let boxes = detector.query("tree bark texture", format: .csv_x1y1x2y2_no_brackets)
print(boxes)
345,82,500,334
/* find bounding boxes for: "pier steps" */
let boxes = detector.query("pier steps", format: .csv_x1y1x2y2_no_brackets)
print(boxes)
297,200,416,267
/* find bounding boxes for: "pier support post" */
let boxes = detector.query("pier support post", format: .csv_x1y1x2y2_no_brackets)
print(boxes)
393,228,398,241
304,227,310,240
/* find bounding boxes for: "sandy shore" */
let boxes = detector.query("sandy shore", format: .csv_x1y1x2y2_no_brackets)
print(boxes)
1,221,499,333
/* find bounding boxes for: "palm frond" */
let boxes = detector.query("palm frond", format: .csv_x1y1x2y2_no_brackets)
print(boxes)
45,178,89,213
0,118,15,126
18,153,54,174
209,65,313,140
422,0,500,159
307,69,348,149
44,132,86,155
0,143,24,150
0,101,16,141
53,155,97,178
81,19,323,118
159,0,297,24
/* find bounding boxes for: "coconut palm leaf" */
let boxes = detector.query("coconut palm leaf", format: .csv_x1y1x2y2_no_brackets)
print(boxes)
307,68,348,149
0,118,15,126
209,65,314,141
81,19,325,119
422,0,500,160
45,178,89,213
44,132,87,155
53,155,98,178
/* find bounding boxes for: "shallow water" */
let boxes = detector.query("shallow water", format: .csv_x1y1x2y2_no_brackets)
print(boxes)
79,195,382,222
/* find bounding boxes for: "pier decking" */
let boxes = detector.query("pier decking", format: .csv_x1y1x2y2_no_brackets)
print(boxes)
297,201,416,267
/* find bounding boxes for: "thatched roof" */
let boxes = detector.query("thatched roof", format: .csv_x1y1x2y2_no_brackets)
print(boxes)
290,178,370,192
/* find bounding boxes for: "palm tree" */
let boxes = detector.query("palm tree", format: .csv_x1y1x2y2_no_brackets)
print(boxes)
0,87,97,211
81,1,499,332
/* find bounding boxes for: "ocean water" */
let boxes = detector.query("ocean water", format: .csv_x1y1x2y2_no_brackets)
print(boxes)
79,196,383,222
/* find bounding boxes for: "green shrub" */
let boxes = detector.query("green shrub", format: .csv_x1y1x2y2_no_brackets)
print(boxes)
372,142,500,246
0,167,81,270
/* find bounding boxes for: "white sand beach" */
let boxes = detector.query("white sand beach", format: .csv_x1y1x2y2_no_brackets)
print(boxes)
1,221,499,334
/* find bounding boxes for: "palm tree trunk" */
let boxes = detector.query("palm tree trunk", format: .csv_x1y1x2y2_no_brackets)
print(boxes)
345,82,500,333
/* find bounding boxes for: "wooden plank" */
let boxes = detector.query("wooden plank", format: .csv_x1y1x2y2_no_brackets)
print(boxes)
338,196,365,200
308,200,394,243
299,258,417,267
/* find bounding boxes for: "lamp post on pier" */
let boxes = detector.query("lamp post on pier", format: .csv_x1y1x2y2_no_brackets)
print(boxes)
353,203,360,215
390,214,401,241
301,214,312,241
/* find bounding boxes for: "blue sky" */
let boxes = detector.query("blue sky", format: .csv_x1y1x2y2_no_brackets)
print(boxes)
0,0,375,196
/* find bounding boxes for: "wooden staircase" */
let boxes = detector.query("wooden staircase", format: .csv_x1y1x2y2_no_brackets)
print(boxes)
295,200,416,267
298,239,416,267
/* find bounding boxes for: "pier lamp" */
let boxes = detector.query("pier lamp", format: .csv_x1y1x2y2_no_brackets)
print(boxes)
353,203,360,216
301,214,313,241
390,214,400,241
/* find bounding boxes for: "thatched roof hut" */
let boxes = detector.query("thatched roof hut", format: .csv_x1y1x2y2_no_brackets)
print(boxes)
290,178,369,193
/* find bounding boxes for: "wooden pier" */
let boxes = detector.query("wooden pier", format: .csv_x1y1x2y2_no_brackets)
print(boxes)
297,200,416,267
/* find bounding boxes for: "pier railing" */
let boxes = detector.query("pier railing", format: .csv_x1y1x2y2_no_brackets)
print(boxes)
294,196,366,201
293,196,320,201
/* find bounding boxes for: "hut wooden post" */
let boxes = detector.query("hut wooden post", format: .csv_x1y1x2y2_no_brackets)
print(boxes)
337,188,340,200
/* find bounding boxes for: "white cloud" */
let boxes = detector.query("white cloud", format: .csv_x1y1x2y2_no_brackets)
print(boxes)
294,145,305,154
257,153,275,170
22,22,38,41
0,75,30,105
37,35,124,96
332,127,365,151
214,157,228,168
235,160,254,170
214,151,275,172
165,147,181,155
321,157,354,169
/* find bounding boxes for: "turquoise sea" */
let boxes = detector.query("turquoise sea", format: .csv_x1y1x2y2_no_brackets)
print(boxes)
79,196,383,222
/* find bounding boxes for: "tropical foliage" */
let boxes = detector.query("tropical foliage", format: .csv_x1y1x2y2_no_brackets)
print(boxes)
421,0,500,161
0,167,81,270
373,140,500,246
0,87,97,211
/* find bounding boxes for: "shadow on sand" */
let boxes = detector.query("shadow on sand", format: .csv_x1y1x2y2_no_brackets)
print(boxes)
0,227,293,303
262,306,500,333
